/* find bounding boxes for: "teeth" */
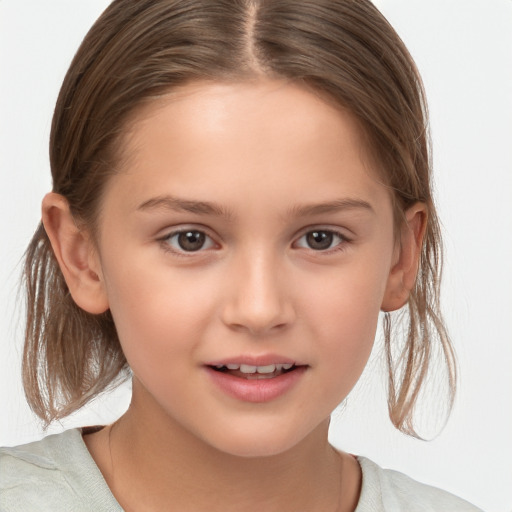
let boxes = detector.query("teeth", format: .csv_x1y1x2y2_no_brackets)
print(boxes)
240,364,257,373
256,364,276,374
217,363,295,373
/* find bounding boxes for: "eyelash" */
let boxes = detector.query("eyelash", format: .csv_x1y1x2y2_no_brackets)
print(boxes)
158,228,217,257
157,227,351,256
293,229,350,254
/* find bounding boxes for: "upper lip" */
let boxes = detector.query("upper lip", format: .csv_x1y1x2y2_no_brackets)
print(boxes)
205,354,304,367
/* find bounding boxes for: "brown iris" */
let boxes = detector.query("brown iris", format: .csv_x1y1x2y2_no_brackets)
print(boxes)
306,231,334,250
177,231,206,251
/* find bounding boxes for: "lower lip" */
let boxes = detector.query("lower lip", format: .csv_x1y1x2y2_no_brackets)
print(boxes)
205,366,307,403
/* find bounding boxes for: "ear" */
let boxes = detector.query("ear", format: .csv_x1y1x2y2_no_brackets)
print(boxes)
42,192,109,314
381,202,427,312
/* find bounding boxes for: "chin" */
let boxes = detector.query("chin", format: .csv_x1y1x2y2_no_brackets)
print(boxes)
213,437,300,459
200,421,323,459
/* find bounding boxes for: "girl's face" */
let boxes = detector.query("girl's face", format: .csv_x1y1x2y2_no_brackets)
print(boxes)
92,80,399,457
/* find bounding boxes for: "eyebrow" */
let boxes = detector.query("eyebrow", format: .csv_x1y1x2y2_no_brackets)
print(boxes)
287,198,375,217
137,195,232,218
137,195,374,219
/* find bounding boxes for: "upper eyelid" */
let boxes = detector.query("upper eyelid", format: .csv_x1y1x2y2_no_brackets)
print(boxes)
293,225,352,241
294,229,347,242
291,227,352,253
158,224,217,239
157,229,218,257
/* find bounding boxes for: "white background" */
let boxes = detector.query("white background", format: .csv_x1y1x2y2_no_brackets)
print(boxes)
1,1,511,511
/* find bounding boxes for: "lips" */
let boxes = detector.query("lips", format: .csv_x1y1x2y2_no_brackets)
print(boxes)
204,357,307,402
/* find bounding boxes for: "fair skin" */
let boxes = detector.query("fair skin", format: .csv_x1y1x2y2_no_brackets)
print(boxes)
42,80,426,511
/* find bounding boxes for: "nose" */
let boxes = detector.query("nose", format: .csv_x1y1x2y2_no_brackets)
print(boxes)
220,249,296,336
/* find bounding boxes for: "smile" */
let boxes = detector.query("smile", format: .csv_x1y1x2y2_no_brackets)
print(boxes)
211,363,296,379
205,362,307,402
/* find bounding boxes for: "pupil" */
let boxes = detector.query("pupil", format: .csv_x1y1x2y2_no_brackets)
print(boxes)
307,231,332,250
178,231,205,251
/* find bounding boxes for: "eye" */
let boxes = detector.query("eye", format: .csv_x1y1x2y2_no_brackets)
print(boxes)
162,229,216,253
295,229,347,251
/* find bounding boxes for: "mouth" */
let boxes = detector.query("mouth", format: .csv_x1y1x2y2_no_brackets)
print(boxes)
208,363,301,380
205,359,307,402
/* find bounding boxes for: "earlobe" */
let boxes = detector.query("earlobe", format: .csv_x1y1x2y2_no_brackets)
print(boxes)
381,202,427,312
42,192,109,314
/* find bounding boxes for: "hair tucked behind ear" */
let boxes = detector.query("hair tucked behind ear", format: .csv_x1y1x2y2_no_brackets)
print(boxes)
384,212,455,436
23,224,127,424
23,0,455,434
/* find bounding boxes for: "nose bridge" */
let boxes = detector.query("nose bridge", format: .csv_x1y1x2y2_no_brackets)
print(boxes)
222,244,294,335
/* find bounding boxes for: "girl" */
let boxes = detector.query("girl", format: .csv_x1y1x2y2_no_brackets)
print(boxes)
0,0,484,510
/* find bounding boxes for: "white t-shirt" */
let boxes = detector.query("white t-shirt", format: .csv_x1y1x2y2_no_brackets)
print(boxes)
0,429,483,511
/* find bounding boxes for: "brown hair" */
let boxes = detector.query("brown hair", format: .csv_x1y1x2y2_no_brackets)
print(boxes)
23,0,455,434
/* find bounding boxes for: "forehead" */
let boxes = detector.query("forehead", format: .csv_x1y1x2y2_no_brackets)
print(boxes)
123,80,368,159
105,79,392,218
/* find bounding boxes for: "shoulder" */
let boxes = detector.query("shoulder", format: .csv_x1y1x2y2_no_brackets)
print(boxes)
0,429,122,512
355,456,483,512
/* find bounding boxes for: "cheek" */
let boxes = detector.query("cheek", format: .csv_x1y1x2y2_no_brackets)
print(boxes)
101,257,217,367
301,256,390,368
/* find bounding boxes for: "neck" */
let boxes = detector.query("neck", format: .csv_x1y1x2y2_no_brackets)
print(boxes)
85,384,361,512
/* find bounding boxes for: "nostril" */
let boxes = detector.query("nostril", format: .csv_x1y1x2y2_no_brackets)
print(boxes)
220,277,296,335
